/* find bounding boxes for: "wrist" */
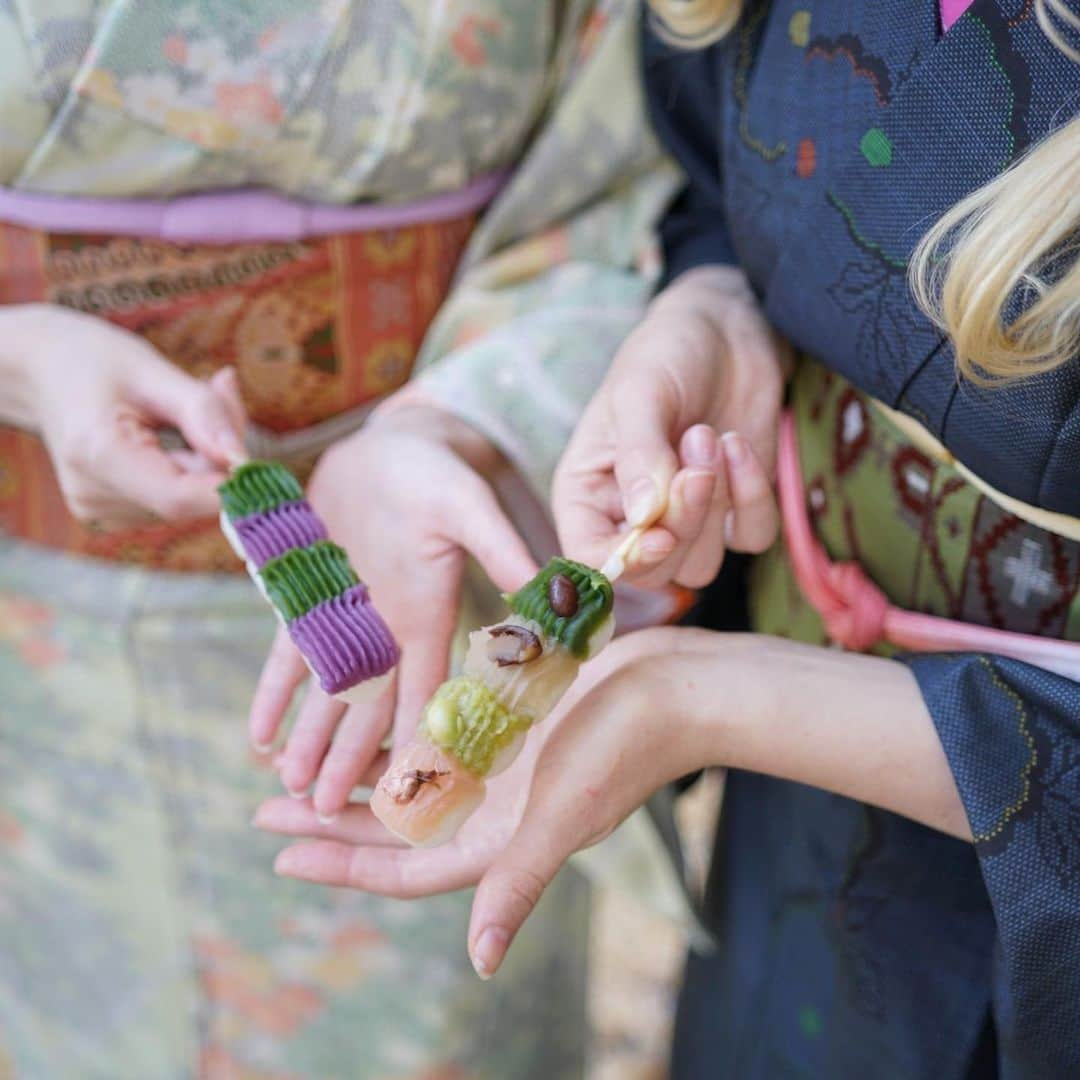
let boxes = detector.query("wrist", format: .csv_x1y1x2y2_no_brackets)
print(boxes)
0,303,72,429
663,632,786,773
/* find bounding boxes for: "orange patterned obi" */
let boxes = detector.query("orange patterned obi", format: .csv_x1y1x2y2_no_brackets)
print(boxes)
0,206,478,571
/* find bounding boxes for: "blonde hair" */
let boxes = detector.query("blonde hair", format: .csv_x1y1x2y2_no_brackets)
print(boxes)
647,0,1080,383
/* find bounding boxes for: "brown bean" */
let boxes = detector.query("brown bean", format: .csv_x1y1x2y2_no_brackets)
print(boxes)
547,573,579,617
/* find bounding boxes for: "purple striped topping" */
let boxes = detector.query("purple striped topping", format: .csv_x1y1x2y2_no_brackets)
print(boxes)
287,585,400,694
233,500,327,566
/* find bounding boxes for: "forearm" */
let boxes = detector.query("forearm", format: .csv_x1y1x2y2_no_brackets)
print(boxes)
677,633,972,840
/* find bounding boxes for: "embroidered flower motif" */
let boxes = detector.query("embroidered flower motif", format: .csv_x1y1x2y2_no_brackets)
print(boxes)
451,16,502,68
123,72,185,123
162,33,188,66
215,80,284,127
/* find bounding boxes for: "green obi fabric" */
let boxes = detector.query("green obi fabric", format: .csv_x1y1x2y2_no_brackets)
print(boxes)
752,359,1080,647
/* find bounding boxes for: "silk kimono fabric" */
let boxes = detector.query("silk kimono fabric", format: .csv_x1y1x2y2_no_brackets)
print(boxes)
642,1,1080,1077
0,2,680,1076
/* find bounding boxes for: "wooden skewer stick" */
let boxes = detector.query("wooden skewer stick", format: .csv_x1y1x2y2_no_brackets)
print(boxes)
600,524,647,583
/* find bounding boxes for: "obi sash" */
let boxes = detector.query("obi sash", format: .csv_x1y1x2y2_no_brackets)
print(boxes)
774,361,1080,681
0,174,504,571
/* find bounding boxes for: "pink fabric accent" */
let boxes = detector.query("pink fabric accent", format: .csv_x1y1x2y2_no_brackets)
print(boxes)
777,411,1080,682
940,0,976,31
0,171,507,245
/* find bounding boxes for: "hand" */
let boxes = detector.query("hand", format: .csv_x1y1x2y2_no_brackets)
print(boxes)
0,304,247,527
248,404,538,821
257,628,969,980
554,265,789,589
251,625,708,935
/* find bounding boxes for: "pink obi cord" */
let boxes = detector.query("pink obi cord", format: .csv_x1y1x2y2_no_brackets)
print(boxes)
777,411,1080,682
0,171,507,245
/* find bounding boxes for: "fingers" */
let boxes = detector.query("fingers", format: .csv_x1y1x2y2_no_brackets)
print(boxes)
451,472,537,593
467,826,566,979
610,424,727,588
391,617,458,754
278,685,348,800
721,431,779,553
672,426,731,587
249,627,308,751
208,367,248,461
552,433,627,571
254,797,403,847
272,838,482,898
610,368,680,529
79,417,224,523
137,361,247,467
311,691,394,821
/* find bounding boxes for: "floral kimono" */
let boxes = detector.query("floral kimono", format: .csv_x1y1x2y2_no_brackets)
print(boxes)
0,2,679,1076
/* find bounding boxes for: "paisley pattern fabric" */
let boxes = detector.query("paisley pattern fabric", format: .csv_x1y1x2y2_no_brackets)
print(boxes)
0,214,475,570
643,2,1080,1077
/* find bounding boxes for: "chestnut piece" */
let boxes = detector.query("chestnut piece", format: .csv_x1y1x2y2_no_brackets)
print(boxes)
486,624,542,667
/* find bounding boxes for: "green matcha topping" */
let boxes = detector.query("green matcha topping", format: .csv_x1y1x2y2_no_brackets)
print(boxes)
505,557,613,657
422,676,532,777
218,461,304,519
260,541,359,621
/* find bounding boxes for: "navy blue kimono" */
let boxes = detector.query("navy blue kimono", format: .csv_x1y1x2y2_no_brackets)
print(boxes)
643,2,1080,1077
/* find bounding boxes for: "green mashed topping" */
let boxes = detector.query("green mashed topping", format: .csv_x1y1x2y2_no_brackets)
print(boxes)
218,461,304,519
505,557,613,658
260,541,358,621
422,676,532,777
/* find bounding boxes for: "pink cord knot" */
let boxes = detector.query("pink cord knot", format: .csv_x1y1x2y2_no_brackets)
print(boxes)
819,560,890,651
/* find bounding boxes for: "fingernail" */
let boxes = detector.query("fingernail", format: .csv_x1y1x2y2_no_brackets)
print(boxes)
626,477,660,527
287,787,307,801
273,850,297,876
722,432,746,466
316,812,338,826
683,470,714,511
471,927,510,980
252,739,274,754
683,425,716,468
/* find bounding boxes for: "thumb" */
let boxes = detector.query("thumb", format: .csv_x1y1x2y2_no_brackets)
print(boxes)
468,825,569,980
610,370,680,529
179,369,248,467
208,366,248,452
451,471,538,593
139,364,248,467
100,418,226,521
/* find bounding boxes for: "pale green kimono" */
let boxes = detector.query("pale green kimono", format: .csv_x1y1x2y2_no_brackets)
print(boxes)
0,2,681,1076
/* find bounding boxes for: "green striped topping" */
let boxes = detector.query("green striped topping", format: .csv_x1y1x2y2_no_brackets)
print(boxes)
422,676,531,777
260,541,359,621
218,461,304,519
505,557,613,657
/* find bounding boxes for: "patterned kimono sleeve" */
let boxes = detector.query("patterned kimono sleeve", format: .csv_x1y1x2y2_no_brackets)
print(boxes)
409,0,681,502
643,20,738,285
903,652,1080,1075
